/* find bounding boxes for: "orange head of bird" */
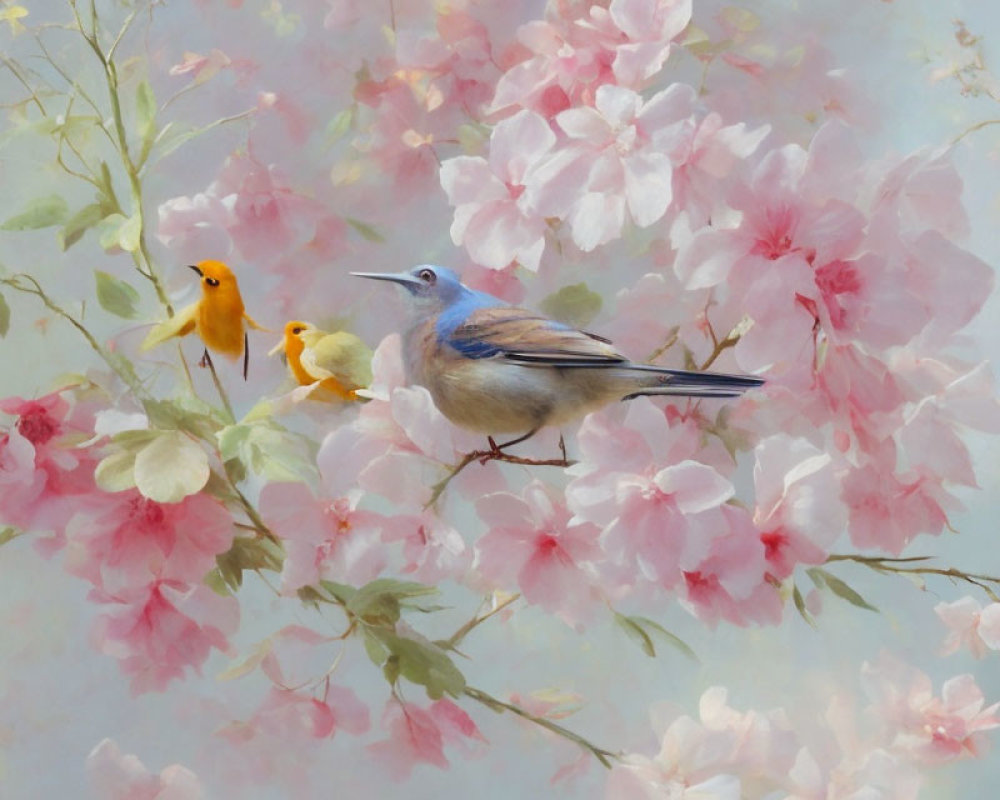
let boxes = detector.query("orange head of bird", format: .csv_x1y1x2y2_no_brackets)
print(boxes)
188,260,238,295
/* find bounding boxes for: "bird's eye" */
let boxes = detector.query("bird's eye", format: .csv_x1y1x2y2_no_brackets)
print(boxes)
417,268,436,284
205,277,220,287
292,327,303,334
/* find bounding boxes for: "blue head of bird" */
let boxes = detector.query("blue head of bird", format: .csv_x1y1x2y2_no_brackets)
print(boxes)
351,265,471,314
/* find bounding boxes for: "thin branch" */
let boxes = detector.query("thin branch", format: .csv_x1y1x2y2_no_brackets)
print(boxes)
444,594,521,651
951,118,1000,146
463,686,620,769
826,553,1000,603
426,447,573,509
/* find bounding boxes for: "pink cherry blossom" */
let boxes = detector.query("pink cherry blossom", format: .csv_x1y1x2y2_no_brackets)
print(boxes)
367,698,485,780
567,399,735,593
527,83,695,251
380,510,472,584
0,388,100,542
440,109,556,270
842,442,953,555
258,482,387,593
752,434,846,579
91,579,239,694
680,506,782,628
476,480,604,627
64,489,234,593
935,597,1000,659
87,738,205,800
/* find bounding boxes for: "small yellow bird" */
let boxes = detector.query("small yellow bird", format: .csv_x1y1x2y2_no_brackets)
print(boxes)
269,320,373,401
142,260,266,379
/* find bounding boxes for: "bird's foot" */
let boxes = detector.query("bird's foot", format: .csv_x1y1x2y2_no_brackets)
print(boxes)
198,349,213,370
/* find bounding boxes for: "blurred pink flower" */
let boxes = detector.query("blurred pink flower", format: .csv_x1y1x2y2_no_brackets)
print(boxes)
251,686,370,741
440,109,556,270
368,698,485,780
862,653,1000,764
935,597,1000,660
87,738,204,800
476,480,604,627
381,511,472,584
258,482,387,593
92,580,239,695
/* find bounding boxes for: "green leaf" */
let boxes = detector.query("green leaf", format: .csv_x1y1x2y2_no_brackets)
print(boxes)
219,422,318,484
0,291,9,337
59,203,108,251
346,217,385,243
146,395,226,441
347,579,440,628
1,194,68,231
97,213,142,252
792,583,817,628
326,107,354,142
95,270,141,319
135,79,157,144
539,283,603,328
362,629,388,665
806,567,879,613
614,612,696,660
133,429,210,503
0,527,21,547
614,611,655,657
373,629,466,699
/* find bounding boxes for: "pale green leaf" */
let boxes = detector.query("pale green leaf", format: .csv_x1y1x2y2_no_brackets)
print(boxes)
326,107,354,142
135,79,157,142
346,217,385,243
94,448,138,492
133,430,210,503
0,291,9,337
540,283,603,328
792,583,817,629
614,611,654,657
1,194,68,231
807,567,879,613
97,213,142,253
0,527,22,546
95,270,141,319
217,639,273,682
59,203,108,251
631,615,697,660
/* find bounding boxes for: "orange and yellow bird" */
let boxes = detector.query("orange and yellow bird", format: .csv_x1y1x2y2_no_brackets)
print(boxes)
141,260,266,379
270,320,372,401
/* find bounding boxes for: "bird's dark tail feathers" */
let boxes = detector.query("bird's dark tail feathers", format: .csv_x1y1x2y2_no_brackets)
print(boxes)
621,364,764,400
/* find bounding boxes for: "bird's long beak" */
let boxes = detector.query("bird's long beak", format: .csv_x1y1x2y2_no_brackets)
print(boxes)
350,271,421,290
187,264,203,277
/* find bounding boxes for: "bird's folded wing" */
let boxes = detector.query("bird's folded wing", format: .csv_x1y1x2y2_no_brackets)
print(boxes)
140,303,198,351
447,306,626,365
300,332,374,385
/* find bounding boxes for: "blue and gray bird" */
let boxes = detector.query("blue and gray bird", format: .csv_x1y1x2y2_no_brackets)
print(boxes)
352,266,763,447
